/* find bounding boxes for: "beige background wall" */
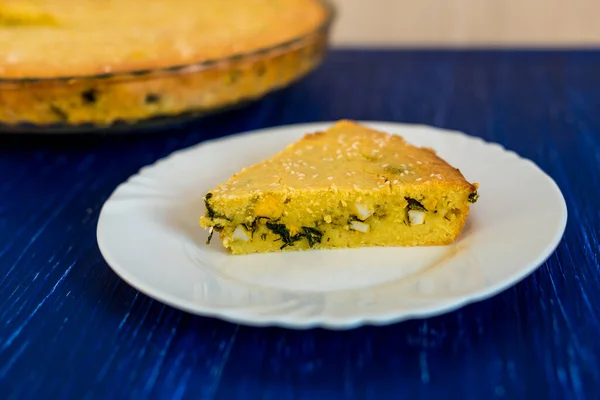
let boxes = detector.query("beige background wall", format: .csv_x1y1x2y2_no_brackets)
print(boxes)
329,0,600,46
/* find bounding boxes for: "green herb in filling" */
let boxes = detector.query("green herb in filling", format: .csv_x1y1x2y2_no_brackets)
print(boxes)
302,227,323,248
204,193,216,218
204,192,231,221
468,191,480,203
206,225,222,245
241,223,257,238
49,104,68,122
405,197,427,212
81,89,98,104
145,93,161,104
265,221,323,250
266,221,302,249
404,197,427,225
206,228,214,245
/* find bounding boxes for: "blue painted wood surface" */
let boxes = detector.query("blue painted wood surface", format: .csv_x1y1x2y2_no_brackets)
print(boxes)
0,50,599,399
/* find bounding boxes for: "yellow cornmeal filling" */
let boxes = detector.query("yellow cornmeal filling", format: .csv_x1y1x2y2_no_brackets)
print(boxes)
200,120,479,255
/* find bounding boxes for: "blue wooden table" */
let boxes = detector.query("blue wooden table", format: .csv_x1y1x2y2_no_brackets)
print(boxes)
1,50,599,399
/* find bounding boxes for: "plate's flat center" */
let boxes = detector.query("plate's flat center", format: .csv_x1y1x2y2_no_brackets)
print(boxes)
198,245,455,292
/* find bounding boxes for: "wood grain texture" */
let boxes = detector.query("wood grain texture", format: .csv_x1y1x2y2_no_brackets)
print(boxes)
330,0,600,46
0,50,599,399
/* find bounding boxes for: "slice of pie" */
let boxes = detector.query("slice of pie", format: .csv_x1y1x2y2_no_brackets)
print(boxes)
200,120,479,255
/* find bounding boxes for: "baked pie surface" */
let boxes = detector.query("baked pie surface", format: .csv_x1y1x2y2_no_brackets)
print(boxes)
0,0,331,128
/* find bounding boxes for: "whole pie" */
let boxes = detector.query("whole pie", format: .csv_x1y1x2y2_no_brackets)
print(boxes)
0,0,332,127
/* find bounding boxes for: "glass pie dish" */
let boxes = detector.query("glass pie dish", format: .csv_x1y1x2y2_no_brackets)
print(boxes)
0,0,334,134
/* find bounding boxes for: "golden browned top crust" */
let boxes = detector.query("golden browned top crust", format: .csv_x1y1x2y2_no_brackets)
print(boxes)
0,0,328,79
211,120,478,197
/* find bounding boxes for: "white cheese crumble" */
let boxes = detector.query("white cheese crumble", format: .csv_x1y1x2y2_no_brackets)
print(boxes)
354,203,373,221
408,210,425,225
232,225,250,241
350,221,370,233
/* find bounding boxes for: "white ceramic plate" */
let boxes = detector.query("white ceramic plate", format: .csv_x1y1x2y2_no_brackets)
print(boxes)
97,122,567,329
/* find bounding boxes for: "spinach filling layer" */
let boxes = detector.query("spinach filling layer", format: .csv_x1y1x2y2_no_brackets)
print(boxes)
206,192,477,248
